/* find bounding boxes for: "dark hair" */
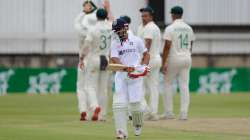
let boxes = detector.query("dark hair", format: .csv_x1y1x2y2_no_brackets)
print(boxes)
170,6,183,16
120,15,131,24
96,8,108,20
139,6,154,16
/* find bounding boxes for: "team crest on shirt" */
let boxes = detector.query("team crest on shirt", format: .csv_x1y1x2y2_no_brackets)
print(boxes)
118,49,136,55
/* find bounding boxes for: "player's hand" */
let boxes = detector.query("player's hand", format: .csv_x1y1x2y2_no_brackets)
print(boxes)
103,0,111,10
78,60,85,70
124,67,135,73
127,65,150,79
145,65,151,73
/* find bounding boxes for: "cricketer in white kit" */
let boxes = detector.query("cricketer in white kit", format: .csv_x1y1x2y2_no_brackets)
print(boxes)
162,6,195,120
79,8,112,121
74,0,112,121
74,0,98,121
110,18,150,139
137,7,161,121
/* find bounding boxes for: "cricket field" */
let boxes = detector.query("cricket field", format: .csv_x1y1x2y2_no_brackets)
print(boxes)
0,93,250,140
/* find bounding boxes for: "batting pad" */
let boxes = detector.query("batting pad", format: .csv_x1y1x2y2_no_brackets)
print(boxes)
113,103,128,136
130,102,143,127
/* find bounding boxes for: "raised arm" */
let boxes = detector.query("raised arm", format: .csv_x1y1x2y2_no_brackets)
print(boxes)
103,0,114,21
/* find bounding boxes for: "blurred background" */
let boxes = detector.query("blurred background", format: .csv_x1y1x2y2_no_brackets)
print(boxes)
0,0,249,94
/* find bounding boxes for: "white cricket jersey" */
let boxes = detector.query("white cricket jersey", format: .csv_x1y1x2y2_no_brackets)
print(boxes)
74,11,97,37
85,20,112,57
110,34,147,67
137,21,161,58
163,19,195,57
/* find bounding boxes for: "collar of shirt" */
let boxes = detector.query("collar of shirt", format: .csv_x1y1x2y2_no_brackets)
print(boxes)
173,19,183,23
96,20,107,26
143,21,154,27
121,38,130,46
120,34,133,46
113,36,130,46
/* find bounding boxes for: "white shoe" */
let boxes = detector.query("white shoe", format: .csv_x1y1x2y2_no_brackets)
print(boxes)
134,125,142,136
179,112,188,121
160,112,175,120
116,130,127,139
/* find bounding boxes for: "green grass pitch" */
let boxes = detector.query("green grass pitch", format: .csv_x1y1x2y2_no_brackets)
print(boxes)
0,93,250,140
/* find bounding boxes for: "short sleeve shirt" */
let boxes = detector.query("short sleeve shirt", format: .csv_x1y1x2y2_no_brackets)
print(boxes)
163,19,195,57
110,34,147,66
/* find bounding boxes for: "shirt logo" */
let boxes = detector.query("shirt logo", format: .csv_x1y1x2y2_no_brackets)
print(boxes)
118,49,136,55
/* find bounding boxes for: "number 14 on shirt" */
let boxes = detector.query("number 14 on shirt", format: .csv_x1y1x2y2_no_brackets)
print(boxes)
178,33,189,49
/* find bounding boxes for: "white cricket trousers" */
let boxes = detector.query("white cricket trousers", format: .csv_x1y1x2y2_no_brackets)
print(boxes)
113,72,144,136
76,38,89,113
77,67,88,113
77,66,100,113
77,57,109,115
97,71,109,117
144,56,161,114
86,57,109,117
163,56,191,114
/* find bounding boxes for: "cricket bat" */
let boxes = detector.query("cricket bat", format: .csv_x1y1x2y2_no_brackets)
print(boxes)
107,63,135,72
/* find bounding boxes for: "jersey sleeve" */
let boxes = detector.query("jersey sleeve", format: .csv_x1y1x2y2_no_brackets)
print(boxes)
137,38,148,53
163,26,172,41
110,41,119,58
143,26,154,39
